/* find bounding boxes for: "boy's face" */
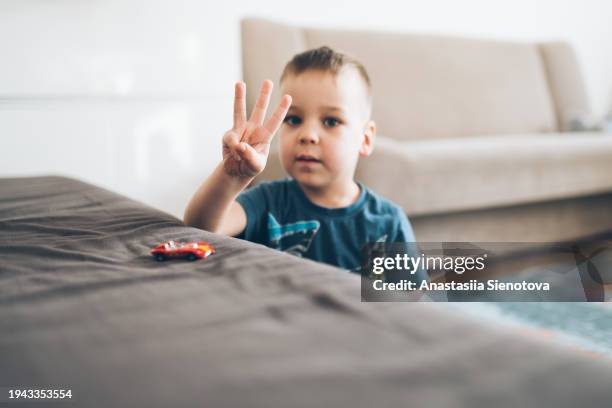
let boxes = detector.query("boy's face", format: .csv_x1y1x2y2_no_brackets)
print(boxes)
279,69,375,192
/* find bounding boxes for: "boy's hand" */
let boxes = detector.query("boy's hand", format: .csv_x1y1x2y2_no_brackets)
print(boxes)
222,80,292,179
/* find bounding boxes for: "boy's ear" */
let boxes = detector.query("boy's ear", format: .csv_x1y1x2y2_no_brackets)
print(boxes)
359,120,376,157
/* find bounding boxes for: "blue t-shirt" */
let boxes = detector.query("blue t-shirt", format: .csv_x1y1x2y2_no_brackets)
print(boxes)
236,179,427,281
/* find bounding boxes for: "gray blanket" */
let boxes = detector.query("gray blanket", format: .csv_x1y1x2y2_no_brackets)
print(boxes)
1,176,611,407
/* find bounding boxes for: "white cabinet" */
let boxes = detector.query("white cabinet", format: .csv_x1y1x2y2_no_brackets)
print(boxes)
0,95,231,219
0,1,239,218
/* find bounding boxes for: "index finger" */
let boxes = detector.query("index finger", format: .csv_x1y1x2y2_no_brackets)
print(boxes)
263,94,292,138
233,81,246,130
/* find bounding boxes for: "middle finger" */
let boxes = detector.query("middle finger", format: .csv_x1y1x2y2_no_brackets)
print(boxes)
249,80,273,125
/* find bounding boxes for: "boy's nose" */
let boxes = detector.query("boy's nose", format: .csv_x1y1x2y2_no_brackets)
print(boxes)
298,129,319,144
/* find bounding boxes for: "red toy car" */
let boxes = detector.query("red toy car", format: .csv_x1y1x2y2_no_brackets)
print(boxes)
151,241,215,262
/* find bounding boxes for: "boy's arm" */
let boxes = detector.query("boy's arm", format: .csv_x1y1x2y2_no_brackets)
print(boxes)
183,80,291,235
183,162,249,236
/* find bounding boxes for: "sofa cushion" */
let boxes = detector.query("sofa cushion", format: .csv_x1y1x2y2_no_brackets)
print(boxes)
304,29,558,139
356,132,612,216
241,18,581,141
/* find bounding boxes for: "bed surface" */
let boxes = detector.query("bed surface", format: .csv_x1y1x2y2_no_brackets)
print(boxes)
1,176,611,407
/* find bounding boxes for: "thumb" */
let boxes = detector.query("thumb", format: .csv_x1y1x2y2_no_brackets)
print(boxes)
237,142,265,173
223,130,241,150
223,130,244,161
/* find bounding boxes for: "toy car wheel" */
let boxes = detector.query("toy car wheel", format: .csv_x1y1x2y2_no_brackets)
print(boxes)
155,254,167,262
187,253,197,261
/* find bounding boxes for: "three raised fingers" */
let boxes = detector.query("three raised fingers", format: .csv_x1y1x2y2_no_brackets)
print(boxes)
232,80,292,145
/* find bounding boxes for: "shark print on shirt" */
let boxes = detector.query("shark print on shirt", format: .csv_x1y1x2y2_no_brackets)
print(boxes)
267,213,320,256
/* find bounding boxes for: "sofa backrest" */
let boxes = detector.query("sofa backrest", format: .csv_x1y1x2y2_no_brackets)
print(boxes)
241,18,590,140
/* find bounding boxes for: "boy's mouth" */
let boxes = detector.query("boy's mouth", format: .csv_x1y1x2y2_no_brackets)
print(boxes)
295,154,322,164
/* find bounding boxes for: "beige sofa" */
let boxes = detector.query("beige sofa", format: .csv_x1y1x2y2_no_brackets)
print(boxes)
241,18,612,243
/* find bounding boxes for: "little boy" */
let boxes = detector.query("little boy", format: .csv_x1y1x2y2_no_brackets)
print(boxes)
185,46,425,280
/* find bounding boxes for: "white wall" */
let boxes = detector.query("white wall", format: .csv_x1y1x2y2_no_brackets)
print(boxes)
1,0,611,218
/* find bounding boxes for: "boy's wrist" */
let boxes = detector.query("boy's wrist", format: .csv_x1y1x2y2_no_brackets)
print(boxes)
218,163,255,189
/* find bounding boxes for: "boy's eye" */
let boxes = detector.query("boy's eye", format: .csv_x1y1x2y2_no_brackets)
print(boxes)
283,115,302,126
323,117,341,128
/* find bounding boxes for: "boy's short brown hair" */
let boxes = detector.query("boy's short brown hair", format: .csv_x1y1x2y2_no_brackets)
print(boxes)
280,46,372,100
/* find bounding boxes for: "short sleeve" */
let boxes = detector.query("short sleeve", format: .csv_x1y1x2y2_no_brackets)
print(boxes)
393,210,417,243
235,184,268,244
391,208,430,284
